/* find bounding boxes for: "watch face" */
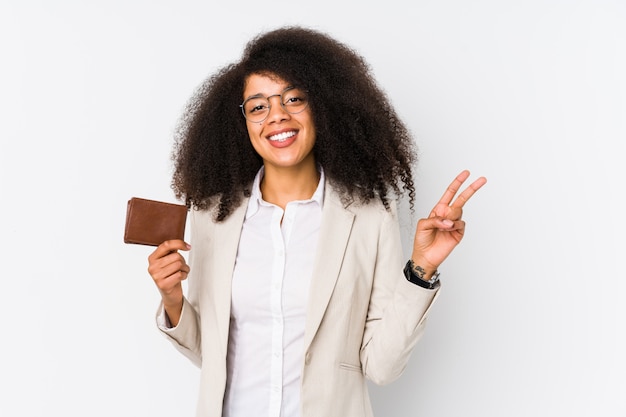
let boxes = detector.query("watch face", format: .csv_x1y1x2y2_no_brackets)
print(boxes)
428,273,441,288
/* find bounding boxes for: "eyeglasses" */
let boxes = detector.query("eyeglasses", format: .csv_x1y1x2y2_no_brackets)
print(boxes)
240,87,309,123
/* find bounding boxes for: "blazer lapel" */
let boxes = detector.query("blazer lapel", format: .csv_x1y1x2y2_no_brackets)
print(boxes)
205,187,354,354
210,200,248,355
303,185,355,351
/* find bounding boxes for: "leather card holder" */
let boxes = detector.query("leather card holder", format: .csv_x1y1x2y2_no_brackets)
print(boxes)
124,197,188,246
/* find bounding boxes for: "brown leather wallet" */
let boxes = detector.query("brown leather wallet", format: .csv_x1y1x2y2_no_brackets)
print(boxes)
124,197,188,246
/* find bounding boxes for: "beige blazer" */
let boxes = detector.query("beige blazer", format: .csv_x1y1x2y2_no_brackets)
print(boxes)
158,182,440,417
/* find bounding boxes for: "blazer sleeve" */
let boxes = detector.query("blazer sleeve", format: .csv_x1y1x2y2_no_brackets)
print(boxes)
359,202,440,385
154,211,204,368
156,297,202,367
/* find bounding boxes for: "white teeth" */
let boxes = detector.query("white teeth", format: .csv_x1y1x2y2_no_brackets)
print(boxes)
268,131,296,142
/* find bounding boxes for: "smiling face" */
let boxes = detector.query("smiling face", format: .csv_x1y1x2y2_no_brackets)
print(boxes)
243,73,316,174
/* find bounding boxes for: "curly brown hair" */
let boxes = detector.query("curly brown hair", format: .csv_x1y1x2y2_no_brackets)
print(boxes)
171,26,417,221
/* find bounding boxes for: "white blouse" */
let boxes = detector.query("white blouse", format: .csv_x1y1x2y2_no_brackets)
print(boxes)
223,167,324,417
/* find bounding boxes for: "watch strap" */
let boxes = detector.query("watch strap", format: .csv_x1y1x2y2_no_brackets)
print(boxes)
403,259,440,289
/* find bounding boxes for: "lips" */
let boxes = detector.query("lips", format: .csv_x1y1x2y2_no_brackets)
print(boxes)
267,130,296,142
266,130,298,148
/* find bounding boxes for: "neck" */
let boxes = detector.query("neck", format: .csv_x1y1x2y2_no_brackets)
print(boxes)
260,162,320,209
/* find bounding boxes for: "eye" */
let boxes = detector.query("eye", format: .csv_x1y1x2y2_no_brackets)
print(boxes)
283,90,308,106
245,98,269,114
249,104,268,113
285,96,304,104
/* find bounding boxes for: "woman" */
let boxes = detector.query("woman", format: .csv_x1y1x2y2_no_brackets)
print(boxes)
147,26,486,417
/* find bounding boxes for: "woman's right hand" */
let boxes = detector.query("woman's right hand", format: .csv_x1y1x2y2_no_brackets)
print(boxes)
147,239,191,327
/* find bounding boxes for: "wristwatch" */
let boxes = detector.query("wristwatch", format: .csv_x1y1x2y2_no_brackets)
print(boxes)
403,259,440,289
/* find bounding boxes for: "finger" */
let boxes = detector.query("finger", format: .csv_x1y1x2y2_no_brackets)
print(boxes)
436,170,471,207
148,252,189,280
159,256,189,278
450,176,487,209
418,216,465,232
431,206,463,221
148,239,191,262
158,269,190,290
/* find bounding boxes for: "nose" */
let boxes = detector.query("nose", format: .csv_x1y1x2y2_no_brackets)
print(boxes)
266,95,290,123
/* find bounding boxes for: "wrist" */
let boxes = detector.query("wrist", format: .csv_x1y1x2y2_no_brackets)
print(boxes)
163,298,183,326
404,259,441,289
409,256,438,277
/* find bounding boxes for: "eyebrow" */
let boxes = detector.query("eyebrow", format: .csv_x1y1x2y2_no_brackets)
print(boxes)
243,93,265,101
242,86,296,102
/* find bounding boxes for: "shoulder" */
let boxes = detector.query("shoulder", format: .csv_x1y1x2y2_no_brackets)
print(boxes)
189,193,250,228
324,181,399,232
326,181,398,215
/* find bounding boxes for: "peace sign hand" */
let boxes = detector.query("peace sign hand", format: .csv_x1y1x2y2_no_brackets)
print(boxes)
410,170,487,278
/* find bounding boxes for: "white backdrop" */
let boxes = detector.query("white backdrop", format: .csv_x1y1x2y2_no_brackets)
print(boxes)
1,1,624,416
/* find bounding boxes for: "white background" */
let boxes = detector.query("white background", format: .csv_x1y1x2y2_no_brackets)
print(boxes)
1,1,624,416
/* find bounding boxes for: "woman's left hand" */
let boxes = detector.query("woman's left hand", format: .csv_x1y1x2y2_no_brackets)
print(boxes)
411,170,487,276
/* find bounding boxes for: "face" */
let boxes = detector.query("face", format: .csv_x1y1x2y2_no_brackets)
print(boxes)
242,73,316,173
